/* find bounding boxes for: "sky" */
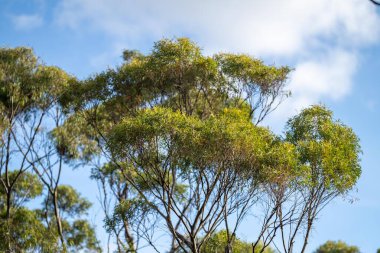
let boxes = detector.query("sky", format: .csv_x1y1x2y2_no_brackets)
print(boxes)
1,0,380,251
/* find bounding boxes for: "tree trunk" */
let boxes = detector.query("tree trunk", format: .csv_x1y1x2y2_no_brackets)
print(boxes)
53,189,66,251
6,187,12,253
122,219,136,252
300,219,313,253
225,243,232,253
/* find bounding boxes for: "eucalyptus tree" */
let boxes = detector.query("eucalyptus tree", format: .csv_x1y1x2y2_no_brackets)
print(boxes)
285,106,361,253
0,47,100,252
58,38,361,253
106,106,277,252
0,47,69,251
314,240,360,253
0,172,100,252
257,106,361,253
201,230,274,253
0,171,55,252
39,185,101,253
58,38,291,252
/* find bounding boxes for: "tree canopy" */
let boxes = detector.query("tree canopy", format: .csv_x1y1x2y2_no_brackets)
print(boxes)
0,38,362,253
315,240,360,253
0,47,100,252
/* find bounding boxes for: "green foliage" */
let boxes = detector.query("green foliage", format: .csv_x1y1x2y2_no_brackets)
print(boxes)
201,230,274,253
62,38,289,120
0,171,43,208
0,46,100,253
286,105,361,193
46,185,92,217
42,185,100,252
1,38,358,253
64,39,359,252
108,106,274,181
0,174,99,252
65,219,101,253
315,240,360,253
0,47,71,114
0,207,57,252
215,53,290,92
51,112,100,161
0,172,58,252
0,174,98,251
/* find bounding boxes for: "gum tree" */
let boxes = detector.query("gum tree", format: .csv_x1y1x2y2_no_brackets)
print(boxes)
271,106,361,253
57,38,361,253
0,172,100,252
0,47,69,250
58,38,291,252
107,106,277,252
314,240,360,253
0,47,100,252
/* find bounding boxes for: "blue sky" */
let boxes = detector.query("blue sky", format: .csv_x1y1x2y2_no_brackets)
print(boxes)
1,0,380,252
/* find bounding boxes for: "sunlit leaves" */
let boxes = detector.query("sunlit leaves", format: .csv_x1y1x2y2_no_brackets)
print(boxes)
315,240,360,253
45,185,92,218
0,47,71,114
286,105,361,193
108,106,273,178
49,38,361,252
0,172,43,208
201,230,274,253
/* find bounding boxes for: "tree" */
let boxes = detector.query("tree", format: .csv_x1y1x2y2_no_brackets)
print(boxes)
0,172,100,252
315,240,360,253
201,230,274,253
0,47,100,252
0,47,68,251
284,106,361,253
252,106,361,253
106,106,278,252
58,37,291,252
40,185,101,252
56,38,361,253
0,171,51,252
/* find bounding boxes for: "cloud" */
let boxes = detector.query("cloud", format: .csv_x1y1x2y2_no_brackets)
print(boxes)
11,14,43,30
290,50,357,101
55,0,379,54
267,49,358,129
54,0,380,124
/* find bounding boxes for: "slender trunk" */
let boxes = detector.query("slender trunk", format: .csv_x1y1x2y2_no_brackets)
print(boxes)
5,161,12,252
6,189,11,252
122,219,136,252
5,130,12,220
191,236,199,253
5,190,11,219
300,219,313,253
225,231,235,253
191,245,199,253
53,189,66,251
225,243,232,253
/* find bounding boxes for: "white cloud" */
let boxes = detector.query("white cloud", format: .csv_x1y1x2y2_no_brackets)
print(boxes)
290,50,357,101
11,14,43,30
55,0,380,124
55,0,380,54
266,50,358,129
